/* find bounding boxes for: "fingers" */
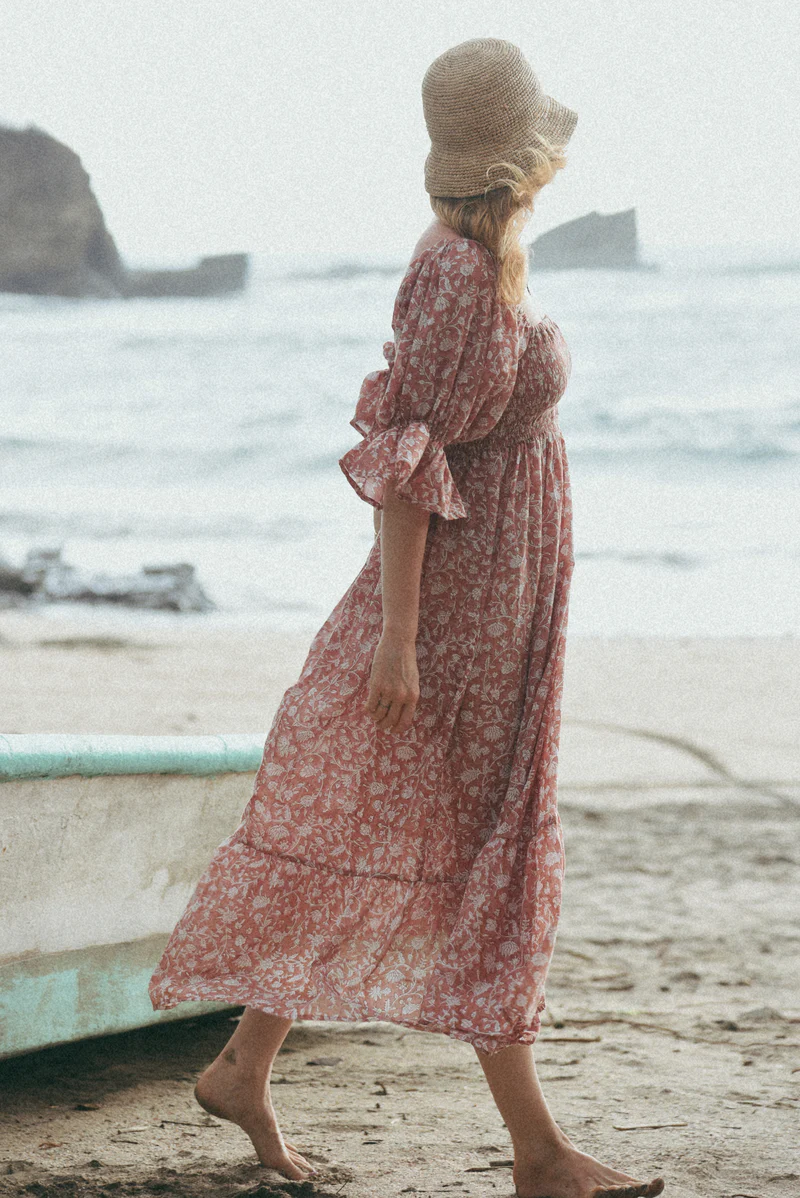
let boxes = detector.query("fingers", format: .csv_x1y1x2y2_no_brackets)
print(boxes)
392,703,418,735
368,692,419,733
374,697,408,733
365,675,386,717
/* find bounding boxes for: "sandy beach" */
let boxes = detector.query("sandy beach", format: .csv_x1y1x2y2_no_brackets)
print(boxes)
1,612,798,1197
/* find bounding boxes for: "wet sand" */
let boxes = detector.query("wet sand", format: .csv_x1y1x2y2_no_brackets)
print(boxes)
1,613,798,1196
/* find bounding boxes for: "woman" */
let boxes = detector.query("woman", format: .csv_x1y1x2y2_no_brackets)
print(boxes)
149,38,665,1198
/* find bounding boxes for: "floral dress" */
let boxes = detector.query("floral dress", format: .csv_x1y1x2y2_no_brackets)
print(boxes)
149,236,575,1054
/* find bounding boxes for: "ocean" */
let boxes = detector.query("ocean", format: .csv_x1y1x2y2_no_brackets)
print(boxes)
2,245,798,638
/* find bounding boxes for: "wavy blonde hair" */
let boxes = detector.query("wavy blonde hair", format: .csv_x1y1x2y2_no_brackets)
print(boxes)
429,134,568,305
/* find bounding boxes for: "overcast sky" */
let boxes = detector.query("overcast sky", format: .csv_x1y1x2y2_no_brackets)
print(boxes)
1,0,796,263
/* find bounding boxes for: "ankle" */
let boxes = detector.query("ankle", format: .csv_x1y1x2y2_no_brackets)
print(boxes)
205,1051,265,1087
512,1126,572,1166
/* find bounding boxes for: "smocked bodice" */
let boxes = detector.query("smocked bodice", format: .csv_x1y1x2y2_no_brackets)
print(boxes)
448,308,571,459
340,237,572,521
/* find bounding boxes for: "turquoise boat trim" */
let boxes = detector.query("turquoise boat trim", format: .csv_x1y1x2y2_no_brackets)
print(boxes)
0,936,233,1059
0,734,267,781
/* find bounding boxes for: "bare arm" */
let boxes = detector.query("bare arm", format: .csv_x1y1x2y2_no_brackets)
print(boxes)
365,481,431,734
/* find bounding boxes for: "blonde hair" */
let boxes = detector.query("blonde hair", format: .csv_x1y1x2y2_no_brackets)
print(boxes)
429,134,568,305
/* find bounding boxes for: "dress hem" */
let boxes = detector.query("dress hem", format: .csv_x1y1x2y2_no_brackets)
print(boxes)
149,983,546,1056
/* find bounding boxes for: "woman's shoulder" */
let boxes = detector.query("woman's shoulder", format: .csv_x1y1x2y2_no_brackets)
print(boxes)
408,232,494,272
401,234,497,301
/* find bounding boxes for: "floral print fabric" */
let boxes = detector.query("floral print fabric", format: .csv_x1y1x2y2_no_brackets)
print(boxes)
339,238,522,519
149,237,575,1054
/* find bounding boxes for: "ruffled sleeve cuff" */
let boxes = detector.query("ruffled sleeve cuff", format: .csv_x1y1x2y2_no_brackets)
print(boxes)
338,420,468,520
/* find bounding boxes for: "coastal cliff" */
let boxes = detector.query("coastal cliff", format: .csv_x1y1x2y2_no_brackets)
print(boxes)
0,125,248,298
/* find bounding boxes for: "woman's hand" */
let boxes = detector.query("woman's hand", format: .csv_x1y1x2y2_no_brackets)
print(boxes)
365,630,420,734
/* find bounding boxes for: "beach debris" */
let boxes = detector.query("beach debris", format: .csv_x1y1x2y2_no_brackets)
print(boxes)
160,1117,221,1128
74,1100,102,1110
2,1161,34,1174
559,947,597,962
306,1056,343,1067
742,1006,787,1022
613,1122,689,1131
38,1140,65,1149
373,1080,388,1094
0,546,215,611
464,1160,514,1170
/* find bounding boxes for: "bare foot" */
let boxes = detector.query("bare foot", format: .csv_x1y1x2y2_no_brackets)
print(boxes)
514,1139,665,1198
194,1048,316,1180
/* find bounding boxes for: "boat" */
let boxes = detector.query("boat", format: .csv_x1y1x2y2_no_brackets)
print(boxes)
0,734,266,1058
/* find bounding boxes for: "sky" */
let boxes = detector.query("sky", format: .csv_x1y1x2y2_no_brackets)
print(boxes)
1,0,797,264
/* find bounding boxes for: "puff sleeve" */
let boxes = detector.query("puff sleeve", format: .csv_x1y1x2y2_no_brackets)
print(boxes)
338,238,522,520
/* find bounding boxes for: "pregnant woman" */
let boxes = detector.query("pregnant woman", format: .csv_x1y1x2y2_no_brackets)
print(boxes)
150,38,664,1198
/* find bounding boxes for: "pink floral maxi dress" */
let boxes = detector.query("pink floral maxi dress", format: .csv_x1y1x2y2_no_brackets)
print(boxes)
149,237,575,1054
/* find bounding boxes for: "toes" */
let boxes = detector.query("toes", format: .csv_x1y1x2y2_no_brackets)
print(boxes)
603,1180,664,1198
278,1157,309,1181
287,1148,316,1174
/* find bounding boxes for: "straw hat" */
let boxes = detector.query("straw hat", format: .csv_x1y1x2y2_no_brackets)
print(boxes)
422,37,578,197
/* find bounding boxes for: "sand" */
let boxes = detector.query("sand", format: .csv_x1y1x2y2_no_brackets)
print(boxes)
1,610,798,1197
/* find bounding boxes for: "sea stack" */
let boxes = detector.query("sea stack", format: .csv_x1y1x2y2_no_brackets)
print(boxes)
0,124,249,298
0,125,127,297
529,207,657,271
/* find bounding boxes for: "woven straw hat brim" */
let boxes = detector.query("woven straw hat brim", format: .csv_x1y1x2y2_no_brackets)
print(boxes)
424,92,578,198
421,37,578,198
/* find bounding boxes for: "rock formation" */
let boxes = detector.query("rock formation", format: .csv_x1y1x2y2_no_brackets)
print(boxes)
0,124,249,298
530,207,657,271
0,547,215,613
126,252,248,297
0,125,127,297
